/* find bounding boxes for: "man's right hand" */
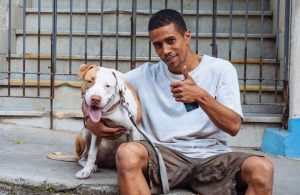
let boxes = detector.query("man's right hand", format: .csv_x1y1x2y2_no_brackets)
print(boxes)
85,118,126,139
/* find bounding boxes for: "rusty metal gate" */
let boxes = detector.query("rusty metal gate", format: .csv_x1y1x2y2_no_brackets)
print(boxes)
0,0,291,129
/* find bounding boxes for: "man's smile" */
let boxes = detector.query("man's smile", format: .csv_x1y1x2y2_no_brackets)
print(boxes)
164,55,177,64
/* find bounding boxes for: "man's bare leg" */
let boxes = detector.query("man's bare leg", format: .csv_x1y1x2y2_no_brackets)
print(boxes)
116,142,151,195
241,156,274,195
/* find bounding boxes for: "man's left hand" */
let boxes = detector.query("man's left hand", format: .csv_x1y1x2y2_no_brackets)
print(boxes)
170,65,202,103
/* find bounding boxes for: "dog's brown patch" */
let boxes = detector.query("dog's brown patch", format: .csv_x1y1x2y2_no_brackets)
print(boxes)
75,132,87,158
125,82,142,124
78,64,100,96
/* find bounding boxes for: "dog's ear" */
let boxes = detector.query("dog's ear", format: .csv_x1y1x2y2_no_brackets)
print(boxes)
111,69,126,93
78,64,98,79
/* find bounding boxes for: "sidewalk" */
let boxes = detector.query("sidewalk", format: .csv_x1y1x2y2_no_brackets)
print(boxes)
0,123,299,195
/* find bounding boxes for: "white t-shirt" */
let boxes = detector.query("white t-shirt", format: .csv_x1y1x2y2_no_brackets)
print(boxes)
125,55,243,158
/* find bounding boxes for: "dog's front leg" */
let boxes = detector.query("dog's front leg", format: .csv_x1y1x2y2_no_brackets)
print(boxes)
75,134,100,179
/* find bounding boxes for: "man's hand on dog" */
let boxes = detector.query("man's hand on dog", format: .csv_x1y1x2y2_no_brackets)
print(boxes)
85,118,126,139
82,101,126,139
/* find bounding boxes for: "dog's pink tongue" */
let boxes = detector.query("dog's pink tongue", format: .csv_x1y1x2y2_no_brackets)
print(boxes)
88,106,102,122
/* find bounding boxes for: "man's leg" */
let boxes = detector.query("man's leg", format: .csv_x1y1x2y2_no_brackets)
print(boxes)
241,156,274,195
115,142,151,195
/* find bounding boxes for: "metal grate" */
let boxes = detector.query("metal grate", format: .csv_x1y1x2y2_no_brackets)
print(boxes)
0,0,290,128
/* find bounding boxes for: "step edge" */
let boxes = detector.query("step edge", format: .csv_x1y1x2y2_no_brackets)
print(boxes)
8,54,278,64
0,79,284,92
0,109,282,123
25,8,273,16
15,31,276,39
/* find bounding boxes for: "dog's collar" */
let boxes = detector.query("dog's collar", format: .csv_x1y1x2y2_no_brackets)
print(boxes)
103,100,121,114
112,72,133,119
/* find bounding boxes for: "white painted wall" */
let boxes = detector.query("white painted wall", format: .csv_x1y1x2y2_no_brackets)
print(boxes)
0,0,22,79
0,0,8,80
289,0,300,118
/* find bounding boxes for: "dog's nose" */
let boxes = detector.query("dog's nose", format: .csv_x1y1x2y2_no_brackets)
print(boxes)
91,95,102,105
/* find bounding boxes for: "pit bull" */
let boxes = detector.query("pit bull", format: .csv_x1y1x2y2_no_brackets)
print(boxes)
48,64,142,179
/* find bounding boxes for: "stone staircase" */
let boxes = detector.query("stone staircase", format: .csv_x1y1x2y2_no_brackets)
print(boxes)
0,0,283,148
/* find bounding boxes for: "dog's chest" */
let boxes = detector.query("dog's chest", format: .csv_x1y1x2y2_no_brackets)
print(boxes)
102,107,132,129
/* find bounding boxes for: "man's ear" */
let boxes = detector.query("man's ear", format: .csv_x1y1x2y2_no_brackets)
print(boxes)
184,30,192,44
78,64,98,79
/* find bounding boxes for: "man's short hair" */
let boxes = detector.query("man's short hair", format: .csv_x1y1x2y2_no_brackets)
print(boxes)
148,9,187,35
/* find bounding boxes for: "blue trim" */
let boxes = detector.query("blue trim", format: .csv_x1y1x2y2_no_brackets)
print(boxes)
261,118,300,157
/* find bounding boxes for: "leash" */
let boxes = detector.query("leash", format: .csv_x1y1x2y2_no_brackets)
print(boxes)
112,72,170,194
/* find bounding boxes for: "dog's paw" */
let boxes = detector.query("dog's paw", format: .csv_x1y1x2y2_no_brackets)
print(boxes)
75,168,91,179
91,164,98,173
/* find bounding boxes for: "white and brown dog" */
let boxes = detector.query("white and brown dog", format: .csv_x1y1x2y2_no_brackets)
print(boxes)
48,64,142,179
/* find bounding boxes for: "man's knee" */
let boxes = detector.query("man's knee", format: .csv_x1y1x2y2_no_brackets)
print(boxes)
242,156,274,189
116,142,148,173
254,158,274,187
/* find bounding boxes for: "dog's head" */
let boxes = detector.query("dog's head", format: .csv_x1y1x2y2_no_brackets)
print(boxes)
78,64,126,122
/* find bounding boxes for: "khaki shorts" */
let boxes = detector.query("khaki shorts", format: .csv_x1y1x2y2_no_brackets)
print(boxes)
139,140,258,195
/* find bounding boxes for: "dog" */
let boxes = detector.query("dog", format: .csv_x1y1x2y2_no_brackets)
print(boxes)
48,64,142,179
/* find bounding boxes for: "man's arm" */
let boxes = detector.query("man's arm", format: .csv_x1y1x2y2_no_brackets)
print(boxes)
170,66,241,136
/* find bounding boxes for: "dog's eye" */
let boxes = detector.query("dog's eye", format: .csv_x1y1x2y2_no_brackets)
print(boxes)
106,84,111,88
86,80,92,84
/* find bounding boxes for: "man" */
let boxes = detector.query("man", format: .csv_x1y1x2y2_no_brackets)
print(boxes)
85,9,274,195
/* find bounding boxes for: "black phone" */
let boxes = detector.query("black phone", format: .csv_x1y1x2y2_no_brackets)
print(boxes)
184,102,199,112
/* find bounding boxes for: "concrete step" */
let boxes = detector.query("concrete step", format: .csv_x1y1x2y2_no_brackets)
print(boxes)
15,33,276,58
0,109,281,148
7,54,281,85
2,93,280,116
30,0,270,12
24,8,274,34
0,78,283,114
229,113,282,147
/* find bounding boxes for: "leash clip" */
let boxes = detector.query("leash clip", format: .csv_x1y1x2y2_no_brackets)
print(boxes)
121,98,133,119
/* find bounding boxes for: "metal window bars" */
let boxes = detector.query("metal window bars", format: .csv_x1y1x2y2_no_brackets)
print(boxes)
0,0,290,129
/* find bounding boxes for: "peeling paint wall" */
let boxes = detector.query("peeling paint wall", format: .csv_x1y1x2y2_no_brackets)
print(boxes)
0,1,8,27
0,1,8,79
289,0,300,118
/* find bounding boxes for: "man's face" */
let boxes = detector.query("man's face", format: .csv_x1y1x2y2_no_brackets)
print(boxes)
149,23,191,74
